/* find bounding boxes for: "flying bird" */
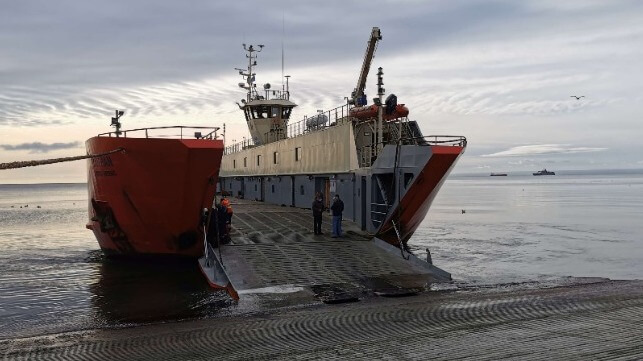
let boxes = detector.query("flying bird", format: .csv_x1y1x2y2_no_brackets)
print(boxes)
570,96,585,100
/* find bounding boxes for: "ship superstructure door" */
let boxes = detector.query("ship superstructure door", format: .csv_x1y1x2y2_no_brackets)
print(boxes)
315,177,331,208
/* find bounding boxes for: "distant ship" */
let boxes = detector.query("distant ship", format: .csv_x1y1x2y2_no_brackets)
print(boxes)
86,111,224,257
533,169,555,176
490,173,507,176
218,27,467,251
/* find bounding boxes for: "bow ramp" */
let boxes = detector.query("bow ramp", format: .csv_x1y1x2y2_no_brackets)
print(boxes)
201,199,451,302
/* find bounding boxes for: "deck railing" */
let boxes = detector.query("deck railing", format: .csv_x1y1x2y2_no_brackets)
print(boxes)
224,103,352,155
286,103,351,139
224,138,256,155
98,126,220,140
223,106,467,156
407,135,467,147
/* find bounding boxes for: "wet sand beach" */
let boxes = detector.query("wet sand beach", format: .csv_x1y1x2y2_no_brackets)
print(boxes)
2,279,642,360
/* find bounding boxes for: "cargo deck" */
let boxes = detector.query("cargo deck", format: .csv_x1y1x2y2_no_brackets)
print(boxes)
211,198,450,301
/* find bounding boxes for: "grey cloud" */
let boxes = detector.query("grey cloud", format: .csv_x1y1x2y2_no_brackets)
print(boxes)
0,141,82,153
1,1,640,125
481,144,608,157
1,0,643,174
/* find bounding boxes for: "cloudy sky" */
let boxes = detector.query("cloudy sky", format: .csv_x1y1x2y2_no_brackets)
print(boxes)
1,0,642,183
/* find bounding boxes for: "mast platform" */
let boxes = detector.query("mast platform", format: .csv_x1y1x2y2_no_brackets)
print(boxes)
209,198,450,302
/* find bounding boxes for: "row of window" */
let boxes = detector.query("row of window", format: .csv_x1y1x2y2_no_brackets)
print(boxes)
243,106,293,121
232,147,302,169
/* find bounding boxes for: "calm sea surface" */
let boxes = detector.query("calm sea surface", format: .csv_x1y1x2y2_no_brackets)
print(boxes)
0,173,642,338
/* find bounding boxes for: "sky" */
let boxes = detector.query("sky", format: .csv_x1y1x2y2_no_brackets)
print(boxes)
1,0,642,183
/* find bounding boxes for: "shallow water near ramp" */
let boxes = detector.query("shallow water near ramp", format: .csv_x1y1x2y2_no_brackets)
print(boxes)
414,172,643,284
0,172,642,339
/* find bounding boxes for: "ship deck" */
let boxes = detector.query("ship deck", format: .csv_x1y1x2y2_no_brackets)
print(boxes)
218,198,449,302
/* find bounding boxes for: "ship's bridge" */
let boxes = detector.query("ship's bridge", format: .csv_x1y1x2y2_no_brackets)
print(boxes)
242,97,297,146
242,99,296,122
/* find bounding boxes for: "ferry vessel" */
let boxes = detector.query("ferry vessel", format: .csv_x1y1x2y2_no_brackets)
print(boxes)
86,111,223,256
533,169,555,176
219,28,467,251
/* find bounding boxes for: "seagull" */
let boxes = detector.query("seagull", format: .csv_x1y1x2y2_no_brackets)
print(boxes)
570,95,585,100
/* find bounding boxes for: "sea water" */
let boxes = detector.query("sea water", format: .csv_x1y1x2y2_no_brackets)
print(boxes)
414,172,643,284
0,172,642,338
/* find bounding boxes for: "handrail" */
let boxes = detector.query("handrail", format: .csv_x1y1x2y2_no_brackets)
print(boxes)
224,103,352,155
404,135,467,147
98,126,220,139
286,103,351,139
223,105,467,156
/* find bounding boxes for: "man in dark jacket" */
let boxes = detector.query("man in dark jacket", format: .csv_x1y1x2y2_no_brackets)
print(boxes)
330,194,344,237
312,195,324,235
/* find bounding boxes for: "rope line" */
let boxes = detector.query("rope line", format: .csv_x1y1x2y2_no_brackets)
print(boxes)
0,148,125,170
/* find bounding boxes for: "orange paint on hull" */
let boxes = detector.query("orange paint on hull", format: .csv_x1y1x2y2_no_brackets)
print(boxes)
86,136,223,257
377,145,465,246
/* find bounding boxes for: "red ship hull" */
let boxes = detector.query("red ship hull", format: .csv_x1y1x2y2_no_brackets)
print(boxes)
86,136,223,257
377,144,465,247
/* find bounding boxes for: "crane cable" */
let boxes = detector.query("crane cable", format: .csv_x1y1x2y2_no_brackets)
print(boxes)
393,139,409,260
0,148,125,170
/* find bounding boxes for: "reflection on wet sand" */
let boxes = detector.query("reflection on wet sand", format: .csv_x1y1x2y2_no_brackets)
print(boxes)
90,255,232,325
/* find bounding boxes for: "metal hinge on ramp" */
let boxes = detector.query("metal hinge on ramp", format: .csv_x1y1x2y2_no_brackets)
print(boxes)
198,244,239,300
373,237,452,282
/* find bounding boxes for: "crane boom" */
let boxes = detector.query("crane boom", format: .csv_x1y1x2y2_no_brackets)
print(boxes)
351,27,382,105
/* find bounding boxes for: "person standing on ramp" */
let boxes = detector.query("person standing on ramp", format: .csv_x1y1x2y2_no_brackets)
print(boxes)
312,194,325,235
330,194,344,238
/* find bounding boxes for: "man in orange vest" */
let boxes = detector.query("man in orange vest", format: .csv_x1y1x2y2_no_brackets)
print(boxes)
218,198,233,244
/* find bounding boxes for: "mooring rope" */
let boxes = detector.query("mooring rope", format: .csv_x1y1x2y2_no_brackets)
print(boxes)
0,148,125,170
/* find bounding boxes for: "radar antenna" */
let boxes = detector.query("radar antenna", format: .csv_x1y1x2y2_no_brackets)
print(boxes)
111,110,125,137
236,44,264,102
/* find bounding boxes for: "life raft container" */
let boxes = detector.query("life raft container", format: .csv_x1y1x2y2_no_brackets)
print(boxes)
349,104,409,121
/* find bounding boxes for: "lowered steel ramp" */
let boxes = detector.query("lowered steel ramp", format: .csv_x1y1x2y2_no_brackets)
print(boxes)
210,199,450,302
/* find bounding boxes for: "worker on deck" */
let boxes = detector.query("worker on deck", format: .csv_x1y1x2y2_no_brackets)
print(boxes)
330,194,344,238
218,198,233,244
312,194,325,235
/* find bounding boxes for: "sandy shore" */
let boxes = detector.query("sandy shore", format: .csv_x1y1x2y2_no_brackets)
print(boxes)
2,278,641,360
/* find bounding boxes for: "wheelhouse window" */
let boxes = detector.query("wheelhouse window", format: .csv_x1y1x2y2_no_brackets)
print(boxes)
282,107,292,119
250,106,270,119
271,106,280,118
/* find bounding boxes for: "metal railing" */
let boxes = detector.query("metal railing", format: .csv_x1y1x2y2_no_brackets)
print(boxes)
286,103,351,139
406,135,467,147
224,103,352,155
98,126,220,140
225,138,256,155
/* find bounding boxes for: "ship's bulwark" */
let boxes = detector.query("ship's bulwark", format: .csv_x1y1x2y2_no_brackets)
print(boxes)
86,137,223,257
377,145,465,246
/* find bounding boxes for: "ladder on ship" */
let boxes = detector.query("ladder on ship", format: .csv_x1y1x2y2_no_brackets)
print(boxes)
371,174,403,244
